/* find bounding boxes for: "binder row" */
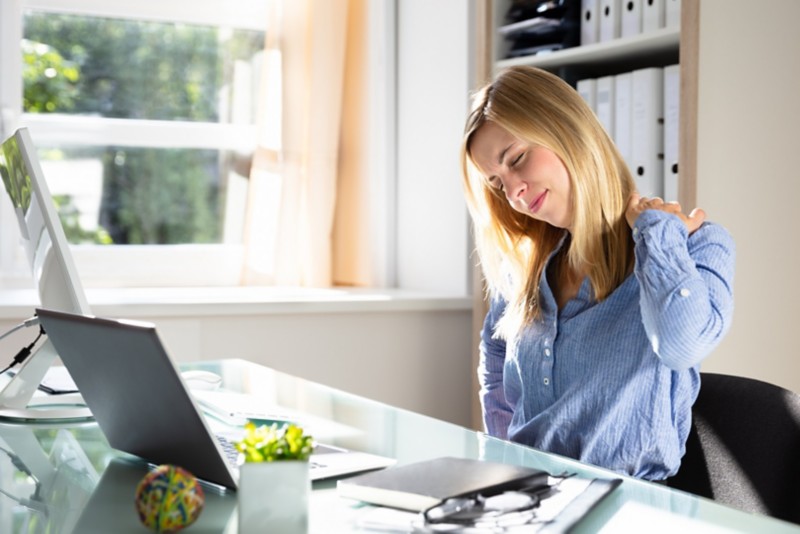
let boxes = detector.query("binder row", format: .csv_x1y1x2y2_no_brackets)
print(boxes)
581,0,681,45
577,64,680,201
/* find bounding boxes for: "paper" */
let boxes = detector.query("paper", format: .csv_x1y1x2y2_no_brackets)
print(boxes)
353,476,607,533
39,365,79,394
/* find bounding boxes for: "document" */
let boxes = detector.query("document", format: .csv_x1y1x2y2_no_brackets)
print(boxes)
581,0,600,45
631,67,664,198
621,0,642,39
337,456,549,512
352,473,622,533
596,75,615,139
643,0,665,33
666,0,681,28
614,71,633,168
577,77,597,112
192,389,301,427
599,0,621,42
663,64,680,202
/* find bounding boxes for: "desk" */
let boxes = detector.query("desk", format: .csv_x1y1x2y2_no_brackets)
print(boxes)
0,359,797,533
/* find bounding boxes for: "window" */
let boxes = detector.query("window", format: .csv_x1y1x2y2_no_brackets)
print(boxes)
1,0,268,288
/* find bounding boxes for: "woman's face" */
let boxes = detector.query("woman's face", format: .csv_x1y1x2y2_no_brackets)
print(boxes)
470,121,573,230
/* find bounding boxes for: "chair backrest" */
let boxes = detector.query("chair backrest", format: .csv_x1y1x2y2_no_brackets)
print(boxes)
668,373,800,524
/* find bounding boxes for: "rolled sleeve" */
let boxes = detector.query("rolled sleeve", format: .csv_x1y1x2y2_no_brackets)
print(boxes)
633,210,735,370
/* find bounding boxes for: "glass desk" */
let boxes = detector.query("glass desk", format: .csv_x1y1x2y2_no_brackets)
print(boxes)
0,359,797,533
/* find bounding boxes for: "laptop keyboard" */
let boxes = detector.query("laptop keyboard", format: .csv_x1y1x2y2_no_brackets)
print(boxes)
216,434,240,466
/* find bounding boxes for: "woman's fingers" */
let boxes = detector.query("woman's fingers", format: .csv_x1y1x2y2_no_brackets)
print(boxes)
627,194,707,235
685,208,706,235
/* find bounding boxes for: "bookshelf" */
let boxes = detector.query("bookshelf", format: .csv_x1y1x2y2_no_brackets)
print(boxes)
496,26,679,73
484,0,693,203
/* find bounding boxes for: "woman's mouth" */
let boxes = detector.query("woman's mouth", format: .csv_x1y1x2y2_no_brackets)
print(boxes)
529,191,547,213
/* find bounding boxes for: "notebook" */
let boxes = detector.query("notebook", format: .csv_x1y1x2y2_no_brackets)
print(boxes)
337,456,550,512
36,308,396,490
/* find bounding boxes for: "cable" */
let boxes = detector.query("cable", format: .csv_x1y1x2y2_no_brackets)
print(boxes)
0,316,39,343
0,444,47,516
0,326,45,376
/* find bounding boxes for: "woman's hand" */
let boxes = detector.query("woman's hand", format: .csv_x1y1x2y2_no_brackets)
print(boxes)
626,193,706,235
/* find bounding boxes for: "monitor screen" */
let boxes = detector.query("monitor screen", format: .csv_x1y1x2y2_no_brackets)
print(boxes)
0,127,92,419
0,127,90,314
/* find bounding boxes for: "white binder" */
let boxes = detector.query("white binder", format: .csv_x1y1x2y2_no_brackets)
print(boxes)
643,0,665,33
595,75,615,139
614,72,633,171
663,64,680,202
666,0,681,28
631,67,664,198
599,0,621,42
621,0,643,38
577,78,598,112
581,0,601,45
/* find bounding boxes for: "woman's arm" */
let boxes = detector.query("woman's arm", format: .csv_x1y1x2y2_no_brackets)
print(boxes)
479,295,514,438
628,205,736,370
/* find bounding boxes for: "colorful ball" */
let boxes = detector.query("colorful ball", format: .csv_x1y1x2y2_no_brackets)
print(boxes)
135,464,205,533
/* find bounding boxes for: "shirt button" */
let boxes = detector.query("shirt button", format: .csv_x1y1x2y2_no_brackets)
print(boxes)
543,378,550,386
544,348,551,357
679,288,690,297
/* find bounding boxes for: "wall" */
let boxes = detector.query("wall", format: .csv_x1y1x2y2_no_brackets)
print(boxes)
396,0,474,295
694,0,800,393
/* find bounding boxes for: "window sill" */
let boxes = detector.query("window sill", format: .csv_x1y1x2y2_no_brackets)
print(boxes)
0,286,472,319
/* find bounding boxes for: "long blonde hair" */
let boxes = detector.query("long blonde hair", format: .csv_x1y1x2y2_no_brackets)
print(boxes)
461,66,635,338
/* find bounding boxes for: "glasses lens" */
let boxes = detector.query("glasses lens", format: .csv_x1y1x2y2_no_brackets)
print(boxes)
425,491,539,526
482,491,536,513
425,497,478,523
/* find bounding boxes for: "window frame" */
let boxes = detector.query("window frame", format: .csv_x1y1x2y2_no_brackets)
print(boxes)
1,0,267,288
2,0,405,293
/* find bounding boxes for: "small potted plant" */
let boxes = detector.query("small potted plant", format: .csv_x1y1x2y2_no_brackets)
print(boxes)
234,422,314,534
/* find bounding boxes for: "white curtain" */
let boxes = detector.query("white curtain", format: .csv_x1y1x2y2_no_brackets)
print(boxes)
241,0,351,287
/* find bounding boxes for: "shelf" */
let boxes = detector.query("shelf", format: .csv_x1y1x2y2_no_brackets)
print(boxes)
495,26,680,72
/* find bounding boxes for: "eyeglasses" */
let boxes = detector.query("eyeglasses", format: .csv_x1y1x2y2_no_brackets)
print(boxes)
419,473,575,532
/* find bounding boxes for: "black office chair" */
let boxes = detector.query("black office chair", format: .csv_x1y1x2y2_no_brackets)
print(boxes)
668,373,800,524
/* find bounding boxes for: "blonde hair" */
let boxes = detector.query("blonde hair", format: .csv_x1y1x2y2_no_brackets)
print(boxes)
461,66,635,338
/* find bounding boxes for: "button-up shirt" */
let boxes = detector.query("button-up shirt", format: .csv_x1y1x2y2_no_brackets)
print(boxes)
479,210,735,480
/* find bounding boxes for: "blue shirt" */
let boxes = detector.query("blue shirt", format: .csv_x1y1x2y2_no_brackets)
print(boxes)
479,210,735,480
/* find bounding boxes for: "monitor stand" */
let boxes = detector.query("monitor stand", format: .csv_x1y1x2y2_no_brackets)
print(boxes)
0,339,93,421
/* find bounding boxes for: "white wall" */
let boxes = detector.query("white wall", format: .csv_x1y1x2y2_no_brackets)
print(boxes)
396,0,473,295
694,0,800,394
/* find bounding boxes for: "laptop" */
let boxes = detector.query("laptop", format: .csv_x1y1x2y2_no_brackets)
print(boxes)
36,308,395,490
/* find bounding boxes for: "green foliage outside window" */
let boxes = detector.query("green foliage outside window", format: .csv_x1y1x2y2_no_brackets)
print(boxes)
22,40,79,113
22,13,263,246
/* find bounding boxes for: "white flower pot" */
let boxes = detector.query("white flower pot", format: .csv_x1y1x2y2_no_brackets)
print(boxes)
238,461,310,534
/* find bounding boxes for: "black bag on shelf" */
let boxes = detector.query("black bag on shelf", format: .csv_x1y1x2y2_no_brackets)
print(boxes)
500,0,580,59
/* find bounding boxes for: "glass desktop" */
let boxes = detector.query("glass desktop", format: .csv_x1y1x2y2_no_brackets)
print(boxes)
0,359,797,533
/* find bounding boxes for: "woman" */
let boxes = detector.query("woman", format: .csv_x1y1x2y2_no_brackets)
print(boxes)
461,66,735,480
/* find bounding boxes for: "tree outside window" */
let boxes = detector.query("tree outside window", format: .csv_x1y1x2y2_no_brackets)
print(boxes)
23,13,263,246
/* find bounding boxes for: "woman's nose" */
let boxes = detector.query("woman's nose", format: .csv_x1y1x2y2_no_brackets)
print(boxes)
503,175,526,201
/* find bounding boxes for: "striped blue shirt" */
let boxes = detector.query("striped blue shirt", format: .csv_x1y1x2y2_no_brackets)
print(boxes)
479,210,735,480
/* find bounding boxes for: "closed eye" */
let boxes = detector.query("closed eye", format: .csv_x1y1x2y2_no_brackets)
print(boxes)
488,176,504,192
511,152,524,167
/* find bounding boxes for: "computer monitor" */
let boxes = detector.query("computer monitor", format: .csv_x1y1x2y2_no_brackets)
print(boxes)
0,127,92,420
